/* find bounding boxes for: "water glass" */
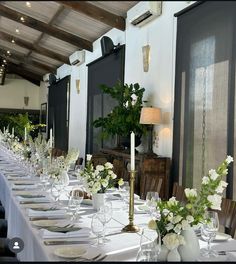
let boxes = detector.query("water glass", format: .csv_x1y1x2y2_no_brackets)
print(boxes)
119,181,130,210
91,213,104,246
136,227,161,261
97,201,113,243
200,211,219,257
146,192,160,218
50,182,62,205
67,187,84,221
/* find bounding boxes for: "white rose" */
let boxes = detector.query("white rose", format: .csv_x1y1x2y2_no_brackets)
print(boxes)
167,212,174,222
94,170,100,176
173,223,182,234
215,180,228,194
207,194,222,210
101,179,108,188
163,233,181,250
181,220,190,230
166,223,174,231
96,165,104,172
105,162,113,169
209,169,219,180
172,215,183,224
184,188,197,198
111,173,117,179
86,154,92,161
163,209,169,216
186,215,194,223
226,155,233,164
202,176,210,185
167,197,178,207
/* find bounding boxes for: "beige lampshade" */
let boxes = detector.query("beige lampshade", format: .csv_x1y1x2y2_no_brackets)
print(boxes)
139,107,162,125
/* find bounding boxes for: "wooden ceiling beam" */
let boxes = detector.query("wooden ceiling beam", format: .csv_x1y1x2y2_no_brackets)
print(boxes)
59,1,125,31
0,4,93,51
0,31,69,64
7,63,42,85
0,47,55,73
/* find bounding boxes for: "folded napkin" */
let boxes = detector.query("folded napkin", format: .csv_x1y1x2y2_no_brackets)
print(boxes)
8,176,31,181
16,196,50,203
134,205,149,214
12,184,37,190
212,239,236,252
28,208,67,218
39,227,90,239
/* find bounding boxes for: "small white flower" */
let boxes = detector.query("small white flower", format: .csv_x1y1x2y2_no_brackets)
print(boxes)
209,169,219,181
207,194,222,210
163,209,169,216
166,223,174,231
163,233,183,250
184,188,197,198
101,179,108,188
202,176,210,185
111,173,117,179
167,212,174,222
173,224,182,234
186,215,194,223
148,219,157,230
226,155,233,164
167,197,178,207
215,180,228,193
172,215,183,224
181,220,190,230
105,162,113,169
96,165,104,172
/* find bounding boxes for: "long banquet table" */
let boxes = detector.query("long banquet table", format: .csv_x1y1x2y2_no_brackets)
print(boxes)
0,148,235,262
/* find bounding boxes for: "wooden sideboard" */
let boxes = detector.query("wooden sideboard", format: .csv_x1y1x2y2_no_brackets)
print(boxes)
91,148,171,200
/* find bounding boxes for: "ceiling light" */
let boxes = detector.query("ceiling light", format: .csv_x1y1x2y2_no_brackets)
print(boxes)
11,39,15,43
2,65,4,67
26,2,31,8
3,60,6,63
20,17,25,22
16,28,20,34
7,50,10,54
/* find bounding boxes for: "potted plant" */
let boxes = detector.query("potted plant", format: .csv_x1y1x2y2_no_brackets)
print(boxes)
93,81,146,149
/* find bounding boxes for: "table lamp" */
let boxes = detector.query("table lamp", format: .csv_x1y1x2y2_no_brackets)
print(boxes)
140,107,162,156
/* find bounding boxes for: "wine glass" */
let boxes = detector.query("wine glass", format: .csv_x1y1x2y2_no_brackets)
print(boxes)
50,182,62,205
136,227,161,261
97,201,113,243
119,181,130,210
200,211,219,257
91,213,104,246
67,187,84,221
146,192,160,218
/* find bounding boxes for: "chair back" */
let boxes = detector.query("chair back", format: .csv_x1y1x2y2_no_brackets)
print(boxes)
172,182,186,202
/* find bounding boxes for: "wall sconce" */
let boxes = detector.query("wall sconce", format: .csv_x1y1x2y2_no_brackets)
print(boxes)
142,45,150,72
24,96,29,106
76,79,80,94
140,106,162,156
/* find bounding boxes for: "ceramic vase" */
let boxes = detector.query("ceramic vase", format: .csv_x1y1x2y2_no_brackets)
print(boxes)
178,228,200,261
92,193,105,210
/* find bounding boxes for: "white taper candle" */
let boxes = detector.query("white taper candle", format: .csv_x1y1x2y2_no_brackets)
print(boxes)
49,128,53,148
24,127,27,141
130,132,135,171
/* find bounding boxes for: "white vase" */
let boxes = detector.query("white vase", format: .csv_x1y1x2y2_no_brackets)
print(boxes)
167,248,181,262
60,170,70,186
158,244,169,261
178,228,200,261
92,193,105,210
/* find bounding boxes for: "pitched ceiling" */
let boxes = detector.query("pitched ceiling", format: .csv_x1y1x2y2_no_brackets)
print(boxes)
0,1,138,85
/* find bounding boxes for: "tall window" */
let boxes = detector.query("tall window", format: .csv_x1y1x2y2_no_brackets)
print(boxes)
173,2,236,199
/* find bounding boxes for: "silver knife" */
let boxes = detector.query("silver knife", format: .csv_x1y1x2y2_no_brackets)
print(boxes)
44,240,91,245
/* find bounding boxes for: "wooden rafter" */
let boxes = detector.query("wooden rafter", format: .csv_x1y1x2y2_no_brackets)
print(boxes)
7,63,42,85
59,1,125,31
0,46,55,73
0,31,69,64
0,4,93,51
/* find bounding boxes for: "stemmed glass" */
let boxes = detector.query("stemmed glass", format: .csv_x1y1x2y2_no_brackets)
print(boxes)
67,187,84,221
146,192,160,218
136,227,161,261
97,201,113,243
119,181,130,210
200,211,219,257
50,181,63,205
91,213,105,246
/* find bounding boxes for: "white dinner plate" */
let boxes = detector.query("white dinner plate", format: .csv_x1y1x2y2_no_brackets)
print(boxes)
54,246,87,259
214,232,231,242
32,219,58,227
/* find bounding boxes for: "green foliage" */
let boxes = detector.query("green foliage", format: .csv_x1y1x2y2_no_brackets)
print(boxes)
93,81,146,138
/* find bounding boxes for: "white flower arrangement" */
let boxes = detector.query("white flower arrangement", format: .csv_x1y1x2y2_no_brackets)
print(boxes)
148,156,233,246
80,154,123,194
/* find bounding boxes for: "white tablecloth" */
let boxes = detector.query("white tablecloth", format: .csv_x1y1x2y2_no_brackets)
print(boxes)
0,149,235,262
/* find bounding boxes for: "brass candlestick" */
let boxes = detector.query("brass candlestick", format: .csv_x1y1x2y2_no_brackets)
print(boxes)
122,170,140,233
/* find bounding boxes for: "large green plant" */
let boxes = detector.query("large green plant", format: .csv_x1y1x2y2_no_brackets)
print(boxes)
93,82,146,138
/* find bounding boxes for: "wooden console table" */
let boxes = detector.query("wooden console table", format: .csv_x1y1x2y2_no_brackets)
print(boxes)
91,148,171,199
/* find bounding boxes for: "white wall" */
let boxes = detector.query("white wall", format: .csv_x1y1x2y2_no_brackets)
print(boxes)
55,1,193,159
0,76,40,110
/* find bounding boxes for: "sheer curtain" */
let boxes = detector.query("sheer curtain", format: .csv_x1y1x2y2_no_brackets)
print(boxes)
173,2,235,199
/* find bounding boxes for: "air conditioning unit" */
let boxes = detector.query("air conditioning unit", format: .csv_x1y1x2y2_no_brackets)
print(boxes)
69,50,85,66
129,1,162,27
